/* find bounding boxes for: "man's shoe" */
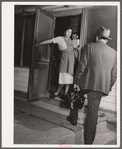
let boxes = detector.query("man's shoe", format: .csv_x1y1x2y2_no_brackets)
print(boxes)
66,115,71,121
66,115,77,126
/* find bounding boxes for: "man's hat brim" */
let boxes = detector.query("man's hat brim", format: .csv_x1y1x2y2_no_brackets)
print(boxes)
96,33,112,40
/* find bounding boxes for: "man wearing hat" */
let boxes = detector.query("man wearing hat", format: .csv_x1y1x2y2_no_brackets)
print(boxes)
67,27,117,144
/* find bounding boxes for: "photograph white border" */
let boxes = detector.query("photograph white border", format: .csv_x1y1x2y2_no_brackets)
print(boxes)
2,1,120,148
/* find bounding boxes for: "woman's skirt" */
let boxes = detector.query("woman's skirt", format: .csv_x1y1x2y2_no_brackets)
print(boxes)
59,73,73,84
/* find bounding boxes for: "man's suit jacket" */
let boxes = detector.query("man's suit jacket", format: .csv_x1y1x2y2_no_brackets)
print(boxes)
74,41,117,95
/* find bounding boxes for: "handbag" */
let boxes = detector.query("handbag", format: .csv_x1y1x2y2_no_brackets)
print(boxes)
70,88,85,110
63,88,85,110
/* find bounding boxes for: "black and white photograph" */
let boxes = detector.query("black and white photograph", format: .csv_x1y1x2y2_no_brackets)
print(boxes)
2,1,120,148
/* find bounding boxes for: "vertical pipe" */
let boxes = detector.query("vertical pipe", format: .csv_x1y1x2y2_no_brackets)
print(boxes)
20,18,26,66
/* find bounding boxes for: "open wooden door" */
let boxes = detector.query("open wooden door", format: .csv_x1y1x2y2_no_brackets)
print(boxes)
28,8,55,100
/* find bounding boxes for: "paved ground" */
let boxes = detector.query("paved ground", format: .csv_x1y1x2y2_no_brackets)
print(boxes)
14,96,117,146
14,110,77,144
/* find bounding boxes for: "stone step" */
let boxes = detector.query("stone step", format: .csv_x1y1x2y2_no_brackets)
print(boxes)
15,95,116,145
14,109,81,144
15,96,108,126
14,97,83,144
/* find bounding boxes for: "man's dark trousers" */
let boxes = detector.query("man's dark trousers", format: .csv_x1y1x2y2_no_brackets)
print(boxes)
84,91,103,144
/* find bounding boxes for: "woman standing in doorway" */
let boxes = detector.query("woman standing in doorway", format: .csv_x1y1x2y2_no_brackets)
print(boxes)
35,27,75,102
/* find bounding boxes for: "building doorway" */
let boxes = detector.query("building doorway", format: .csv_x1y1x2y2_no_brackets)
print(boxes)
49,14,81,95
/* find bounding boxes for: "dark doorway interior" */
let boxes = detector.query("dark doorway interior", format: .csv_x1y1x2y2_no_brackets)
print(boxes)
14,14,35,67
49,14,81,95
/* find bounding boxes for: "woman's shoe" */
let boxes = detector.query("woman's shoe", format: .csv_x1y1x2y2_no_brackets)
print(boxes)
50,93,58,99
66,115,77,126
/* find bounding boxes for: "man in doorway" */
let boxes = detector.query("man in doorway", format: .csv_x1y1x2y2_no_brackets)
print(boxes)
73,26,117,144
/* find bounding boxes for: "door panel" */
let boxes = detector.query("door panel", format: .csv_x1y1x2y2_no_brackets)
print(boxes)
32,63,49,97
28,8,55,100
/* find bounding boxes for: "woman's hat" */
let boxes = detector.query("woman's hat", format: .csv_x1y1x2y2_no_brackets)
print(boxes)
96,27,112,40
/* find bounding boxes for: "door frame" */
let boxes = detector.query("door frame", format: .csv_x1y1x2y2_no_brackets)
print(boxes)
27,7,88,101
27,8,38,101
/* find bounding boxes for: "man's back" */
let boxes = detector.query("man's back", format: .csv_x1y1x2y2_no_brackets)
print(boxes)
89,41,116,72
75,41,117,95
